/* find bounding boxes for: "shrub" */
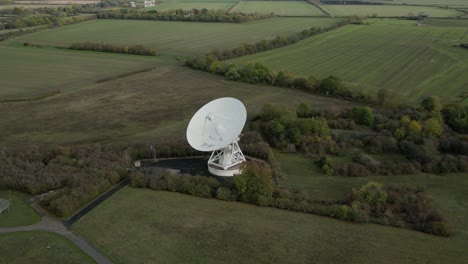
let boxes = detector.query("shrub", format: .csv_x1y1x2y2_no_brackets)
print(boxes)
234,164,274,206
350,107,374,126
216,187,235,201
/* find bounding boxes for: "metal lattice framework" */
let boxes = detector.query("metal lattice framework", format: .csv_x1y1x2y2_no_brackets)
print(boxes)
0,198,12,215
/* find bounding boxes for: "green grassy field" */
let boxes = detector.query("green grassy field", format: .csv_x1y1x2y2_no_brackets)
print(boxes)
71,187,468,264
320,4,462,17
0,45,159,101
274,151,468,239
422,17,468,26
230,20,468,103
0,191,40,227
147,2,235,11
230,1,327,16
0,231,94,264
364,0,468,7
0,4,68,9
0,61,354,147
5,18,341,57
169,0,240,2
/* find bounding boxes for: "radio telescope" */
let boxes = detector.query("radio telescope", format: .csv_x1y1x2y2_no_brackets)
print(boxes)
187,97,247,177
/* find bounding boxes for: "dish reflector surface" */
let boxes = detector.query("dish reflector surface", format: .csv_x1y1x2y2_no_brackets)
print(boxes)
187,97,246,152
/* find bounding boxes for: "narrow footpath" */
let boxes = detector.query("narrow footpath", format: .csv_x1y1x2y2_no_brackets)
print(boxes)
0,200,112,264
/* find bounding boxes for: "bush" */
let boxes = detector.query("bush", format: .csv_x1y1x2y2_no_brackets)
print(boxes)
216,187,235,201
350,107,374,126
234,164,274,206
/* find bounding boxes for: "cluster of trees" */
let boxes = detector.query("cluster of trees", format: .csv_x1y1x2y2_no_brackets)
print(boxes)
69,42,157,56
0,5,96,30
96,9,275,23
348,182,453,236
129,167,452,236
257,104,331,150
207,19,354,61
0,145,129,217
442,101,467,133
254,100,467,176
1,13,95,30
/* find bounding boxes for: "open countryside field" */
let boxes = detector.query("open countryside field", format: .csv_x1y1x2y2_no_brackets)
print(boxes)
275,152,468,235
0,45,159,101
7,18,339,56
230,1,326,16
0,231,94,264
72,187,468,264
167,0,240,2
0,191,40,227
6,17,342,56
0,62,354,147
364,0,468,7
231,20,468,103
147,2,235,11
320,4,462,17
0,4,69,9
422,17,468,27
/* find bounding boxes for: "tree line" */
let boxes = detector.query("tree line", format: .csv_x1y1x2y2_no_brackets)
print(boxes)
0,15,95,41
186,58,375,104
69,42,157,56
96,9,275,23
206,18,358,61
130,166,453,236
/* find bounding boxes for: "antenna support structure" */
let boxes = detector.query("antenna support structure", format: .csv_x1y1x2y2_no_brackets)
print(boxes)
208,138,246,177
186,97,248,177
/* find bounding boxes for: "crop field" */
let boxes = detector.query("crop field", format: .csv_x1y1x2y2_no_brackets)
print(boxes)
364,0,468,7
0,45,159,101
147,2,235,11
422,17,468,27
6,18,342,56
0,191,40,227
168,0,240,2
71,187,468,264
230,1,327,16
0,61,354,147
0,231,94,264
320,4,462,17
0,4,69,9
231,20,468,103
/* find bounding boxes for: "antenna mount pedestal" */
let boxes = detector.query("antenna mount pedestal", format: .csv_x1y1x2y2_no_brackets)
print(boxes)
207,138,245,177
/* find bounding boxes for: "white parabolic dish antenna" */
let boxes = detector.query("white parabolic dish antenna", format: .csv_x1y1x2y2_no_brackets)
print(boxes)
187,97,247,177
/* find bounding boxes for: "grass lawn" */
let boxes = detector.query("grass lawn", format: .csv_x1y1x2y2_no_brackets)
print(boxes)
422,17,468,27
230,1,327,16
230,19,468,104
4,17,342,56
364,0,468,7
0,45,159,101
147,2,235,11
0,191,40,227
72,187,468,264
0,62,355,147
320,4,462,17
274,151,468,235
0,231,94,264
